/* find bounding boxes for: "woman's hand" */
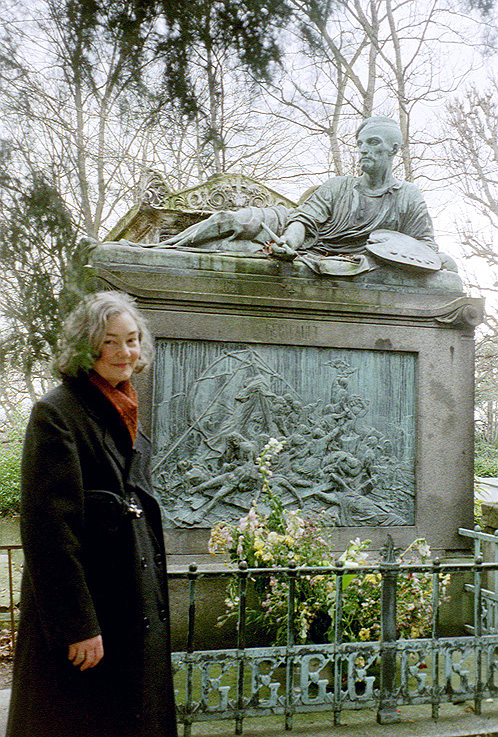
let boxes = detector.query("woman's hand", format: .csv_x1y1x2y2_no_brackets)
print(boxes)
68,635,104,671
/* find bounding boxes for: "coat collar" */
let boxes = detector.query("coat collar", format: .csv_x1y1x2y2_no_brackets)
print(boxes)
62,374,138,473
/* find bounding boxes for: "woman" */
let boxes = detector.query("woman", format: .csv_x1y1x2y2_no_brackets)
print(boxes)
7,291,178,737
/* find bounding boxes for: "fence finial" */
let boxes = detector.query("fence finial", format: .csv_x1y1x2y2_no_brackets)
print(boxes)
381,534,399,563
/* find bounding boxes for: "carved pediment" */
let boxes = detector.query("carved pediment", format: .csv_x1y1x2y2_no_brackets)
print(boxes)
139,172,295,211
107,172,295,242
139,171,170,207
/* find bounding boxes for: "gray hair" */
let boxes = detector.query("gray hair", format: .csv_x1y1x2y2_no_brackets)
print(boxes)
55,291,154,378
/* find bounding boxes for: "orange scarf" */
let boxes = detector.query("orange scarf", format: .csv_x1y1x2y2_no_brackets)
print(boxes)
89,371,138,444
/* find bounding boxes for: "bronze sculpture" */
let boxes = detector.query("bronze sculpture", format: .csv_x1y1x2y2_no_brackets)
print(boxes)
160,116,457,277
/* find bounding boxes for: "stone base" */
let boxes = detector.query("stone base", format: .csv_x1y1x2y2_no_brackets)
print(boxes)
90,244,482,559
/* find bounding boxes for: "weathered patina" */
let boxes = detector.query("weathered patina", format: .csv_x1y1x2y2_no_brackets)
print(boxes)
153,116,457,279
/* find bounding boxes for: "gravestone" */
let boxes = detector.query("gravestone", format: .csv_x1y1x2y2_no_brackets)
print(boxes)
90,116,484,568
90,150,484,649
88,230,482,560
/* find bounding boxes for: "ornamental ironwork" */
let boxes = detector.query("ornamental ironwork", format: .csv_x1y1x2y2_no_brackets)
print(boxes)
170,529,498,735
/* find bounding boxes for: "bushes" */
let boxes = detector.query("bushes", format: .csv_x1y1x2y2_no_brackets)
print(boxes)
0,415,26,518
475,437,498,477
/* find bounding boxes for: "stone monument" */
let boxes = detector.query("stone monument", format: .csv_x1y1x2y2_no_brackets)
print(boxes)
88,116,483,564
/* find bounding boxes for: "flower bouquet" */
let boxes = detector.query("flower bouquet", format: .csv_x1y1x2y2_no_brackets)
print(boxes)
209,439,450,645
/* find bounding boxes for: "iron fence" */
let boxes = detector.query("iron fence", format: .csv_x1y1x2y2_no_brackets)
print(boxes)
3,533,498,734
0,544,22,652
170,529,498,736
460,526,498,635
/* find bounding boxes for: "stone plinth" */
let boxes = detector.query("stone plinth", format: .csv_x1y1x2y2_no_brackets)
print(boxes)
89,243,483,560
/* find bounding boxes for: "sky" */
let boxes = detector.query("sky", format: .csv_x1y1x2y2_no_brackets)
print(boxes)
2,0,498,312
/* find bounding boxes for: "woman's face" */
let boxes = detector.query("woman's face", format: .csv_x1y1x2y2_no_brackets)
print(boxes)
93,312,141,387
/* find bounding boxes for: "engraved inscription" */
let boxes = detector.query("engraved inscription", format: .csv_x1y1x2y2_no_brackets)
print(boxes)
265,324,319,341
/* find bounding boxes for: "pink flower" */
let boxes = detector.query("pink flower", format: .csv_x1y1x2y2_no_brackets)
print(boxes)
248,507,258,530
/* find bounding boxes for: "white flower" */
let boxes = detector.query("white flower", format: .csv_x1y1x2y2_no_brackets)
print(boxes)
261,438,285,457
285,510,305,539
418,542,431,558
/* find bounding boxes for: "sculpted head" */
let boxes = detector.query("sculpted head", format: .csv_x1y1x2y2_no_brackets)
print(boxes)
55,290,154,379
357,117,403,147
356,117,402,176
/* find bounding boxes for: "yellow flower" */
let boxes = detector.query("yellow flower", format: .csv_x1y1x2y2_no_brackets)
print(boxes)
359,628,371,641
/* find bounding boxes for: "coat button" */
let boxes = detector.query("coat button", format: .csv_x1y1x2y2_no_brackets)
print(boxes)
154,553,162,565
159,609,168,622
143,616,150,628
140,556,147,569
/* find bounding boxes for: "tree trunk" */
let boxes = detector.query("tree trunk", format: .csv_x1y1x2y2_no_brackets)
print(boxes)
385,0,413,181
72,76,96,236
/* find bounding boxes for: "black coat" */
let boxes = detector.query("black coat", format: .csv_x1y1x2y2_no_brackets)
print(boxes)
7,375,178,737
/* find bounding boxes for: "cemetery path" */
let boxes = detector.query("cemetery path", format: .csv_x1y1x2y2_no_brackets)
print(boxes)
0,688,497,736
0,664,10,690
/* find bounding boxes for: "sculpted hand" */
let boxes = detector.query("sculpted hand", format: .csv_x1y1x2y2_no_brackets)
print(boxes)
68,635,104,671
263,221,302,260
269,242,298,261
367,231,391,244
